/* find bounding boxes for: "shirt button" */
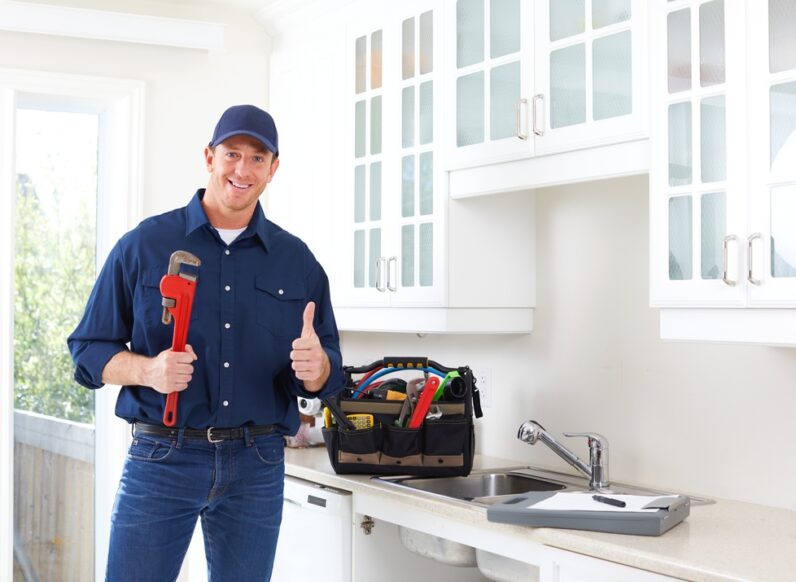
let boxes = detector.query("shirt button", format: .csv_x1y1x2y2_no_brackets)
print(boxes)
225,285,231,292
278,289,284,295
224,323,231,329
223,400,229,407
224,362,230,368
225,249,230,256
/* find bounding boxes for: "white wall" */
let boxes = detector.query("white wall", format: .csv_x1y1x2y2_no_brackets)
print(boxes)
0,0,272,217
340,175,796,511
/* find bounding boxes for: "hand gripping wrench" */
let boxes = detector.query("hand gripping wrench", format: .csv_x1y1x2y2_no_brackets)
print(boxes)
160,250,201,427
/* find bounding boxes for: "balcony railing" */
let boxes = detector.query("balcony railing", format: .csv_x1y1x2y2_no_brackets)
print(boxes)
14,409,94,582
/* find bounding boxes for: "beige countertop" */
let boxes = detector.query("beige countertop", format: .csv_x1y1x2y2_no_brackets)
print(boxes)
284,447,796,582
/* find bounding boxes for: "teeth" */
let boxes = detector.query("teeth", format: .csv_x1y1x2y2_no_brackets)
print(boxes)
230,180,250,189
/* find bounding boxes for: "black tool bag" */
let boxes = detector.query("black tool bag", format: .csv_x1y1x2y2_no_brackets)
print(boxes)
321,357,484,477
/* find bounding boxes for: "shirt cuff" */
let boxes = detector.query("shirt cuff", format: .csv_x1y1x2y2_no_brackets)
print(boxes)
73,342,128,389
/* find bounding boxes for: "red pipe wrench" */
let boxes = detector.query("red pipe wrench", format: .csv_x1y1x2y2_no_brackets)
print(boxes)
159,250,201,427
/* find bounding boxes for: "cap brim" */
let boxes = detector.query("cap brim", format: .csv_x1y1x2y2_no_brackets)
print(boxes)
209,130,278,156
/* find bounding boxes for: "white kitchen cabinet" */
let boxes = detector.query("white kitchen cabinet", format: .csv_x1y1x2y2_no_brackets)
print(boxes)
650,0,796,344
446,0,648,179
341,1,446,309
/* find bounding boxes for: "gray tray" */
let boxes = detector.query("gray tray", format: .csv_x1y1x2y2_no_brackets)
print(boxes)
486,492,690,536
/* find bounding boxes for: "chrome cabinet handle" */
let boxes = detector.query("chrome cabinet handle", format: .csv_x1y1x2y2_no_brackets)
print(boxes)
386,256,397,292
722,234,737,286
515,98,528,141
532,94,545,136
747,232,763,286
375,256,387,292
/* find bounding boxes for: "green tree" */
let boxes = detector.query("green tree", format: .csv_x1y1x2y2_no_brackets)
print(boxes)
14,174,96,423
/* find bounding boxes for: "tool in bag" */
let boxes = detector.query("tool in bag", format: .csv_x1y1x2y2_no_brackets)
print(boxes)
159,250,201,427
321,357,484,477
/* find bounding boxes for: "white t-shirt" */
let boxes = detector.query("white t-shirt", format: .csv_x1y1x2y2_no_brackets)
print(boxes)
215,227,246,245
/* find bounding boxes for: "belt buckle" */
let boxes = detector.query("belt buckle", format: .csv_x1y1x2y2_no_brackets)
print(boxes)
207,427,223,443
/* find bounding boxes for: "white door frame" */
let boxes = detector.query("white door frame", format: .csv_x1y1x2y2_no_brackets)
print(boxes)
0,68,144,582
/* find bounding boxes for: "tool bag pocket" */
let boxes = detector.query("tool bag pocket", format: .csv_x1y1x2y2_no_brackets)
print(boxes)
321,357,482,477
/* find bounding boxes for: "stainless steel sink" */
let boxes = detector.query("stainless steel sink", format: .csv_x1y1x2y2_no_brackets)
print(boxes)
377,468,570,505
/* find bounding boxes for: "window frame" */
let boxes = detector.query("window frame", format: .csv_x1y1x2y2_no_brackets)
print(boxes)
0,68,143,582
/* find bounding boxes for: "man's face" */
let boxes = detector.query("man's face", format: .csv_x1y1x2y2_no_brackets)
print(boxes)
204,134,279,215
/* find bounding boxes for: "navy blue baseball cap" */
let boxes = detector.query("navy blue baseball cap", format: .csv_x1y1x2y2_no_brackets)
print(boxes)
209,104,279,156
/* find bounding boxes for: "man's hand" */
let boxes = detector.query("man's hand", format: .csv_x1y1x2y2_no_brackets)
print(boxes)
141,344,198,394
290,302,330,392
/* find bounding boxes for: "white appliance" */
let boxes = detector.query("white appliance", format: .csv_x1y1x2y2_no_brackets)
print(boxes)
271,475,353,582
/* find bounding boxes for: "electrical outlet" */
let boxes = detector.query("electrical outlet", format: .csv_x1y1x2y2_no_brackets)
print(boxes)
475,368,492,408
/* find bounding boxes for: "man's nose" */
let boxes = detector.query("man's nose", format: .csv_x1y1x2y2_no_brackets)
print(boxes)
234,157,252,177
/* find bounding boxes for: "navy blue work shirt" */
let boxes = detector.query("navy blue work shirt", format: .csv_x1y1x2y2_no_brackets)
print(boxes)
67,190,345,434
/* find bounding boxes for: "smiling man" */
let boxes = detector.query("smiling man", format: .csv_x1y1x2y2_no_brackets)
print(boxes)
68,104,345,581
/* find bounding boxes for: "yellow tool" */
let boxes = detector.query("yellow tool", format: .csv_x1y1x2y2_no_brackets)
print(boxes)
323,407,333,428
346,413,374,430
386,390,407,401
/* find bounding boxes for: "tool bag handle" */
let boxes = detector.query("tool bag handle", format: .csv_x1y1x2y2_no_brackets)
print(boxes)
344,357,457,375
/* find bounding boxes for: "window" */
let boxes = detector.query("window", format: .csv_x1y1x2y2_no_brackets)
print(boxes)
0,70,143,581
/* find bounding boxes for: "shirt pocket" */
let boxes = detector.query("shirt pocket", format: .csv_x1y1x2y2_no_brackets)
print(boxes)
254,274,306,339
140,267,199,327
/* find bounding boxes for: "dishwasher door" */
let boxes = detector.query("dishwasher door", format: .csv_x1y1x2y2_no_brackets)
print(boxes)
271,475,353,582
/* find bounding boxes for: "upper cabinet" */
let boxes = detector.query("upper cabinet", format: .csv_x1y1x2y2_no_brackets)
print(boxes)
650,0,796,344
445,0,649,197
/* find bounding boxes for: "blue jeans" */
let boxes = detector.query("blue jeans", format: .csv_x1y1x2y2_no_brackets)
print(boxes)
106,428,285,582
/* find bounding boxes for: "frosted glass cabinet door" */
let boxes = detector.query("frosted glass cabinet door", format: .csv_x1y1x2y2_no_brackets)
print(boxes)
448,0,533,166
534,0,646,155
748,1,796,305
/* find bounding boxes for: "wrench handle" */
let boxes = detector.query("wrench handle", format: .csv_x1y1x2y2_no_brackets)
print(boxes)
159,275,197,427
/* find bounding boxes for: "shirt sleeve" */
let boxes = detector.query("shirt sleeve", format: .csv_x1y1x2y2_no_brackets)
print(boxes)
288,261,346,400
67,242,133,389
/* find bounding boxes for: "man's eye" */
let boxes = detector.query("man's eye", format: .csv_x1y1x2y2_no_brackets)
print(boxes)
253,156,265,163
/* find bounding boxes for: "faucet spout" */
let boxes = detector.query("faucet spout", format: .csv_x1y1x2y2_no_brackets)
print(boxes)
517,420,610,490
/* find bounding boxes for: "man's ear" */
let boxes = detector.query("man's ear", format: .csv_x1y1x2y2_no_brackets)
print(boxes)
268,157,280,181
204,146,215,172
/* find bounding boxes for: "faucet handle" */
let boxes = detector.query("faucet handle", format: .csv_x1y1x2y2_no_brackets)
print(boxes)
562,432,608,449
563,432,609,490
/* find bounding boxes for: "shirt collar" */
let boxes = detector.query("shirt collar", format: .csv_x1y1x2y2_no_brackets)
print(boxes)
186,189,270,251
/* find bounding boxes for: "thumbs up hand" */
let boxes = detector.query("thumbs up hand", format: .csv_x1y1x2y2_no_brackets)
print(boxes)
291,302,330,391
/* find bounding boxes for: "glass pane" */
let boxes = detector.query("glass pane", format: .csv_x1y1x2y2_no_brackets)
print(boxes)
369,228,381,288
593,31,632,121
354,229,365,287
551,0,585,41
457,0,484,68
770,0,796,73
419,223,434,286
402,86,415,148
668,9,691,93
371,30,382,89
770,81,796,180
354,164,365,222
701,192,726,279
701,95,726,183
419,80,434,144
771,185,796,277
370,95,382,155
491,61,521,139
369,161,381,221
550,44,586,129
593,0,631,28
700,1,725,87
491,0,520,58
402,224,415,287
457,71,485,146
14,108,99,581
668,102,693,186
355,100,365,158
402,155,415,217
419,10,434,74
403,17,415,80
355,36,366,94
420,151,433,215
669,196,693,280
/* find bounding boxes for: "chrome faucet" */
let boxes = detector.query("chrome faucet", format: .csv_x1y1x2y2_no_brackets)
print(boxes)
517,420,609,491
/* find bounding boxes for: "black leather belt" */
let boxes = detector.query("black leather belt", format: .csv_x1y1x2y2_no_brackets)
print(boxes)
134,422,277,443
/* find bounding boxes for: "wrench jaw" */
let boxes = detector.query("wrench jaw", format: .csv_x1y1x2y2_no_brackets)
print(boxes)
161,251,201,324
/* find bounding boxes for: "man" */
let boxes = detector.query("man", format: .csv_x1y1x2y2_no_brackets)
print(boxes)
68,104,345,581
